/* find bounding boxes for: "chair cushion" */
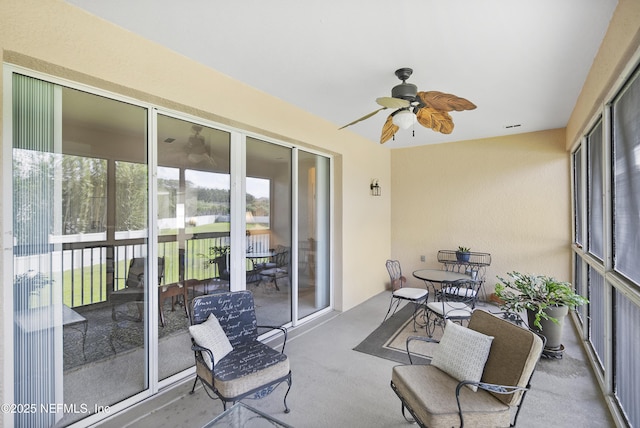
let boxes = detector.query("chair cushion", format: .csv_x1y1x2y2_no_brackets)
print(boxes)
442,286,477,298
189,313,234,368
426,301,472,318
213,341,290,398
431,320,494,391
468,310,543,406
393,287,428,300
260,267,288,277
392,364,510,428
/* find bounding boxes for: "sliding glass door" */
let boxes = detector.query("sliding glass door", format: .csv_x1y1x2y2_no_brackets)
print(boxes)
297,151,331,318
6,68,331,427
11,74,150,426
246,137,292,326
156,114,231,380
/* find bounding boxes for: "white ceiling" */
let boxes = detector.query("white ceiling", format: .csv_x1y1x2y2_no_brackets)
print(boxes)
65,0,618,148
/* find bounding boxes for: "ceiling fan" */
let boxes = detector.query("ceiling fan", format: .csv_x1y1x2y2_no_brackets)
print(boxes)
339,68,477,144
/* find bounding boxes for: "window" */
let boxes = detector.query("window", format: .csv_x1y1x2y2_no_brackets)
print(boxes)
612,66,640,284
587,119,604,260
115,161,148,239
246,177,270,230
572,62,640,427
185,169,231,234
573,147,583,246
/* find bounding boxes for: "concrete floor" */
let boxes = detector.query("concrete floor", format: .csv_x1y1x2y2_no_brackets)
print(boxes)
95,291,615,428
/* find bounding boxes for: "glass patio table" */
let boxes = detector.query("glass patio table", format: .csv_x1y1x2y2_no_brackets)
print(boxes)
202,402,293,427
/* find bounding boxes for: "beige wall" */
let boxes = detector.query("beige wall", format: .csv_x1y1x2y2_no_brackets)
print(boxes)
0,0,392,309
0,0,391,419
390,0,640,296
390,128,571,294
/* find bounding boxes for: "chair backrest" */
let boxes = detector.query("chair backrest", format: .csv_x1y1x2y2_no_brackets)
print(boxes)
213,255,231,281
386,260,404,290
440,278,480,304
467,310,543,406
275,248,290,268
190,291,259,346
125,257,165,288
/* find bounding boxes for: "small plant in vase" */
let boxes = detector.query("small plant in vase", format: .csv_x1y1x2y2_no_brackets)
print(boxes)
456,246,471,262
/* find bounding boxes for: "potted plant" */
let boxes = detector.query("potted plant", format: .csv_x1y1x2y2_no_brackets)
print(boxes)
14,270,52,310
456,246,471,262
494,271,588,354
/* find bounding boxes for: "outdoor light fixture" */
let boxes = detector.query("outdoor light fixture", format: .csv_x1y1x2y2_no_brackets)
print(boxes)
370,179,381,196
392,109,416,130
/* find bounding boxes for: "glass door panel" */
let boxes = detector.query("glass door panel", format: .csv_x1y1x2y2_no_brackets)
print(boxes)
12,75,149,426
246,137,292,326
297,151,331,318
157,115,231,380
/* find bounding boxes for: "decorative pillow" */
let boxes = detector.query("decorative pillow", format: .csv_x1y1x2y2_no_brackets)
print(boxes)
188,313,233,369
430,320,494,391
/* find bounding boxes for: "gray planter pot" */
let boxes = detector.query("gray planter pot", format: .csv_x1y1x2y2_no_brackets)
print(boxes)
527,305,569,350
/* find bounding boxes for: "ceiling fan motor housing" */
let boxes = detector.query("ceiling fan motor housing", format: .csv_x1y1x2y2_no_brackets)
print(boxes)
392,82,417,101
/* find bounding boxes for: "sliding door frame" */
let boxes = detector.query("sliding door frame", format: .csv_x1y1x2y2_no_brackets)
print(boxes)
2,63,334,426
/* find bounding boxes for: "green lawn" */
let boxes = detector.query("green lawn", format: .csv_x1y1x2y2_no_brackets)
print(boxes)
62,234,235,308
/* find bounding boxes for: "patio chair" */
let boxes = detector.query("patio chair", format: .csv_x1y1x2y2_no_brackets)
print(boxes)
259,247,290,290
383,260,429,331
214,254,265,286
189,291,292,412
424,278,481,337
110,257,165,322
391,309,544,428
213,255,231,282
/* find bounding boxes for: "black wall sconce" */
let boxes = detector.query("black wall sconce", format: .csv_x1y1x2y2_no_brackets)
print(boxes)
370,179,381,196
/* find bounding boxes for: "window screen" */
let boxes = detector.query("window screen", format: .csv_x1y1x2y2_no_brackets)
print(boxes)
612,67,640,285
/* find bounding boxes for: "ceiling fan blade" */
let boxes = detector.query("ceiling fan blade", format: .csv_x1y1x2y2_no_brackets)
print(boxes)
417,91,476,112
380,114,399,144
338,107,387,130
376,97,411,109
415,106,454,134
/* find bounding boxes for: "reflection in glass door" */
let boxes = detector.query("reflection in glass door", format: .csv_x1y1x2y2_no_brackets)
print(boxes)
157,115,231,380
8,70,332,427
246,137,292,326
297,151,330,318
11,74,150,426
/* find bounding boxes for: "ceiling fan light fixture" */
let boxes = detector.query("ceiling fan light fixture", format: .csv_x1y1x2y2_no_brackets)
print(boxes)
392,109,416,130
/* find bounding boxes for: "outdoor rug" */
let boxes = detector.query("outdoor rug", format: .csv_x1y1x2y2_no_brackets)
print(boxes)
63,300,189,371
353,303,442,365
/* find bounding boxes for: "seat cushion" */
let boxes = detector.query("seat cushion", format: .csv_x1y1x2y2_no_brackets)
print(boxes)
442,286,477,298
427,301,472,318
392,364,510,428
213,341,290,399
394,287,428,300
430,320,494,391
189,313,234,368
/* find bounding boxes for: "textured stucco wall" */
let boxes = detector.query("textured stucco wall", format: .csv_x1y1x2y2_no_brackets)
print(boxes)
391,129,571,294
